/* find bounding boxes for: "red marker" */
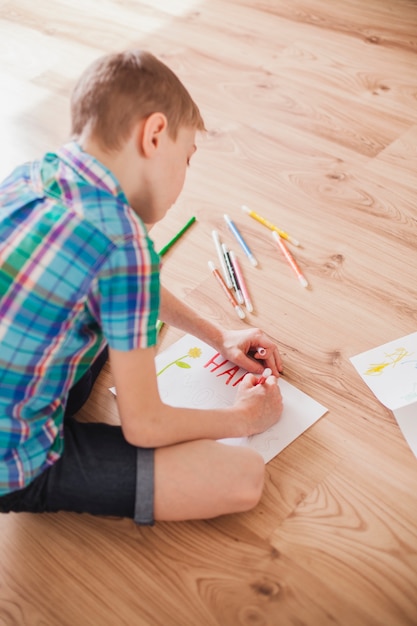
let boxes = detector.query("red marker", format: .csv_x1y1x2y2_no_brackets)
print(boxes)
256,367,272,385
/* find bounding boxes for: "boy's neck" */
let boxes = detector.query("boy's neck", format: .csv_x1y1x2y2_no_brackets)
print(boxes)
79,132,146,206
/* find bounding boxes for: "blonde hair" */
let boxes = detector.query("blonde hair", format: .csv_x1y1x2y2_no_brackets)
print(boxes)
70,49,205,150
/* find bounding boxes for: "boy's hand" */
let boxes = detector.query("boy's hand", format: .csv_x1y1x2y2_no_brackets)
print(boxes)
234,371,283,436
215,328,283,377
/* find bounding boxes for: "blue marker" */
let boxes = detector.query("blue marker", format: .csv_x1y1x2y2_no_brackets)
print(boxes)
224,214,258,267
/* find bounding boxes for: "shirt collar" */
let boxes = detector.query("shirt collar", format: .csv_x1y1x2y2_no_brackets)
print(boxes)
57,141,128,203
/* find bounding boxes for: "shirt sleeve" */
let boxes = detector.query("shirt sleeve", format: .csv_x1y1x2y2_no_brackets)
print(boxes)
97,232,161,351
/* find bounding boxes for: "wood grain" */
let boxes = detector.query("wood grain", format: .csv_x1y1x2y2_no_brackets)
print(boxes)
1,1,417,625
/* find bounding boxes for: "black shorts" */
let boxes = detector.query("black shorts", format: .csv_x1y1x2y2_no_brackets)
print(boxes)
0,348,155,525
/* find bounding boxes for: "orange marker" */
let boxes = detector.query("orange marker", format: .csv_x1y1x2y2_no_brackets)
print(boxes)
208,261,245,320
272,231,308,288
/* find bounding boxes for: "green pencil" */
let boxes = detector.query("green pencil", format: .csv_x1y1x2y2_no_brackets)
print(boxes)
158,216,196,256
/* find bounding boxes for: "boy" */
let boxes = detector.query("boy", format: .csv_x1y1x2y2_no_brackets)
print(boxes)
0,50,283,524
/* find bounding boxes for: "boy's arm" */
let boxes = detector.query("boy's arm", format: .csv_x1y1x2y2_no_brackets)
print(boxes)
159,285,224,349
159,286,283,376
109,286,283,448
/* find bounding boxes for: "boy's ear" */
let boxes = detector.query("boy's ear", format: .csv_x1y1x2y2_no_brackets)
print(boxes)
137,112,168,158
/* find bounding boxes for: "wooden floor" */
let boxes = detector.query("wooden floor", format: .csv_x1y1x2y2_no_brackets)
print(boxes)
1,1,417,624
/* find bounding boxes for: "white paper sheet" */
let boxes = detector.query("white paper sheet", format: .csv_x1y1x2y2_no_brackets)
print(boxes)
350,331,417,410
112,334,327,463
350,331,417,458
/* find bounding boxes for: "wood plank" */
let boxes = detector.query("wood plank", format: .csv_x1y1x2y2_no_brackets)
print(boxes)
1,1,417,625
270,456,417,625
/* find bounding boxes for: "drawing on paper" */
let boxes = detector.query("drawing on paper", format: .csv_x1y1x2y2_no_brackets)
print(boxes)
157,346,202,377
110,333,327,463
350,332,417,458
364,347,413,376
401,359,417,370
402,382,417,404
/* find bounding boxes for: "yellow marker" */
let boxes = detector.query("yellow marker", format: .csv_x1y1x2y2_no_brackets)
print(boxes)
241,205,300,247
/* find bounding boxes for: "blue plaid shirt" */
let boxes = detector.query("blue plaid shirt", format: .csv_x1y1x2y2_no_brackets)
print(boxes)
0,143,160,494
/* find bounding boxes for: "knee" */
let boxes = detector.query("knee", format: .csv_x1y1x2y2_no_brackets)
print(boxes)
231,449,265,512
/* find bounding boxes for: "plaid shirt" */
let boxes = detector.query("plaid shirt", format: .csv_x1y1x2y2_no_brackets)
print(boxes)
0,142,160,494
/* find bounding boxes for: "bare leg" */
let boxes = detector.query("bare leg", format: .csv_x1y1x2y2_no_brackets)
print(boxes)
154,440,265,522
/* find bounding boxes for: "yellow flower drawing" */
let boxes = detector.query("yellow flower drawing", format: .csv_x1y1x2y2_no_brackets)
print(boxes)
188,347,202,359
157,347,202,376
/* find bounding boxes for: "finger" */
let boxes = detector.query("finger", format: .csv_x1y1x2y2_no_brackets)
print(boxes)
272,347,284,374
251,340,283,371
261,349,283,377
274,351,284,375
238,352,265,375
238,372,260,389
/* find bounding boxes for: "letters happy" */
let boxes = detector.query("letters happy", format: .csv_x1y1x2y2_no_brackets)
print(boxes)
203,352,246,387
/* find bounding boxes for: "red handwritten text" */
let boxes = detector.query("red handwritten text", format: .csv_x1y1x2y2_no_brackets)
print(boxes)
204,353,246,386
